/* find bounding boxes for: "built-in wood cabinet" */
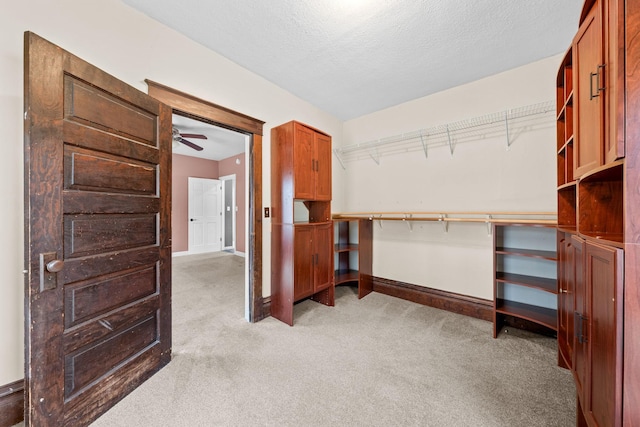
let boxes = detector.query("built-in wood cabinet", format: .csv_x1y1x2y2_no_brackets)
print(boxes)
333,219,373,299
271,121,334,326
573,0,604,178
492,223,557,338
556,0,639,424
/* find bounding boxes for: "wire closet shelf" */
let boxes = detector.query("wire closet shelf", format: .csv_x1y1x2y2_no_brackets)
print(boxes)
333,100,556,168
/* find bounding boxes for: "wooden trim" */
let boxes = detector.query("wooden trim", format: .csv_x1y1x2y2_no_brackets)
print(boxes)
145,81,264,322
145,79,264,136
254,296,272,322
372,277,493,321
0,380,24,427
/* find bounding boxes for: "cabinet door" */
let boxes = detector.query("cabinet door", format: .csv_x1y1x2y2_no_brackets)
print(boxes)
315,132,332,201
574,1,604,178
313,223,333,292
293,123,315,200
584,241,623,427
572,235,587,401
558,233,575,368
604,0,625,163
294,225,314,300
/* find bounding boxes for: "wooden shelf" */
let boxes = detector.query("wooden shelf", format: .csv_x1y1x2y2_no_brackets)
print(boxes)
334,243,358,252
335,269,359,285
496,247,556,260
496,272,557,294
496,299,557,331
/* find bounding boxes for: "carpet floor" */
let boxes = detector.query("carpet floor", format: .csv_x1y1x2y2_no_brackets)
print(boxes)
18,251,577,426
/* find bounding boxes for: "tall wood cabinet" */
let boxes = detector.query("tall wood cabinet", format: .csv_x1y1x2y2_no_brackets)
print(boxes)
556,0,639,425
271,121,334,326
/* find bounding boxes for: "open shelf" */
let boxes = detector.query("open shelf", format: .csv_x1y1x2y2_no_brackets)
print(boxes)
335,269,359,285
496,272,557,293
496,299,558,331
495,247,556,260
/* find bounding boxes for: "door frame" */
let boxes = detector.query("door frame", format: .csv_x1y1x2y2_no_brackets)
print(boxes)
146,80,267,322
220,173,237,252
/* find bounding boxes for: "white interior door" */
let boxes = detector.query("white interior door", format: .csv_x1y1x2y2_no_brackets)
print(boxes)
188,177,222,253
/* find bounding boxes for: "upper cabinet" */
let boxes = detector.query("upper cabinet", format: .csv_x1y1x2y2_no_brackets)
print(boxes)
291,123,332,201
574,0,604,178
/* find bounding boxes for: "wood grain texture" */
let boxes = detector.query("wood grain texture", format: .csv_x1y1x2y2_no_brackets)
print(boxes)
24,32,172,426
372,277,493,322
624,0,640,423
145,79,264,135
0,380,24,427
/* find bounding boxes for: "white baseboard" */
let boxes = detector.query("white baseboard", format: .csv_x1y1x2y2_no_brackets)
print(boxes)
171,251,191,257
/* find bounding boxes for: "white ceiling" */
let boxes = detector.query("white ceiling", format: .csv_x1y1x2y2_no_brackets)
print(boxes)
172,114,247,161
124,0,584,121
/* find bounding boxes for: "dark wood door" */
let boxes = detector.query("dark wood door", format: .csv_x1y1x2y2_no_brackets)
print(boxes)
584,241,623,427
574,1,604,178
24,32,172,426
315,133,332,201
293,123,314,200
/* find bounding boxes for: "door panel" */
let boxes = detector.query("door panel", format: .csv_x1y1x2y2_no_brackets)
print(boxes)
315,133,332,201
293,123,314,199
24,32,172,426
314,223,333,292
294,225,314,300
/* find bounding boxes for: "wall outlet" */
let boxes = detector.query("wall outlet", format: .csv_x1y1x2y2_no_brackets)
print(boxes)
264,207,270,218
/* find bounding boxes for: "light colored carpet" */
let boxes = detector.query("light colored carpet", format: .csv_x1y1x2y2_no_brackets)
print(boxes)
19,251,577,426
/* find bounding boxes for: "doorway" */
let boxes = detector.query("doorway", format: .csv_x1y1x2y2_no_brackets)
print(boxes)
146,79,266,322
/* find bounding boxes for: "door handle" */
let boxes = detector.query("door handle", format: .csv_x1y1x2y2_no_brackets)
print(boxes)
589,64,605,100
190,218,196,221
46,259,64,273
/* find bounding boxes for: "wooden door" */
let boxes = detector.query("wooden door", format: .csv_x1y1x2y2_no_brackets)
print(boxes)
24,32,172,426
315,133,332,201
558,233,575,368
603,0,625,163
313,223,333,292
572,235,587,403
584,241,623,427
574,1,604,178
293,123,314,200
294,225,314,300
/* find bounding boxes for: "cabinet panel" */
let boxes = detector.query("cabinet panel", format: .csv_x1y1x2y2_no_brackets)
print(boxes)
558,232,575,369
315,133,332,201
604,0,625,163
584,241,623,427
293,123,315,200
574,2,604,178
572,235,587,400
313,223,333,292
293,225,315,300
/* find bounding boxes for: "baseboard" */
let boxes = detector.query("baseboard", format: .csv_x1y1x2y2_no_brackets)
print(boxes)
0,379,24,427
171,251,191,257
372,277,493,322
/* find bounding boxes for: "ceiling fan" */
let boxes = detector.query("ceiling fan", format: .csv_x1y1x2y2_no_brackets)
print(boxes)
172,127,207,151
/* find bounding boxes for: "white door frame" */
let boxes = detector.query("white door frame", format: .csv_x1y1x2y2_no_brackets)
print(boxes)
220,174,236,252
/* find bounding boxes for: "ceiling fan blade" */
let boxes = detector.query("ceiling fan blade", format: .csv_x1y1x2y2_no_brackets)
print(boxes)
179,133,207,139
178,137,204,151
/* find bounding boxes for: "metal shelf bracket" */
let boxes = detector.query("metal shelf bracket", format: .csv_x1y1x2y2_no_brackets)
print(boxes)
333,148,346,170
439,214,449,232
486,215,493,235
403,214,413,231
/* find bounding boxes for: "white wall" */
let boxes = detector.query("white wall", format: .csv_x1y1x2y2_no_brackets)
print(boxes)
341,55,560,299
0,0,343,386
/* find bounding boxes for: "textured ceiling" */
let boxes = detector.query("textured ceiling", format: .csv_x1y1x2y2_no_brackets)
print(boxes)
124,0,583,120
172,114,247,160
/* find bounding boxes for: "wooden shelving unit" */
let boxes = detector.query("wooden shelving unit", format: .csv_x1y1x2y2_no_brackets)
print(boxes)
492,223,558,338
333,218,373,299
